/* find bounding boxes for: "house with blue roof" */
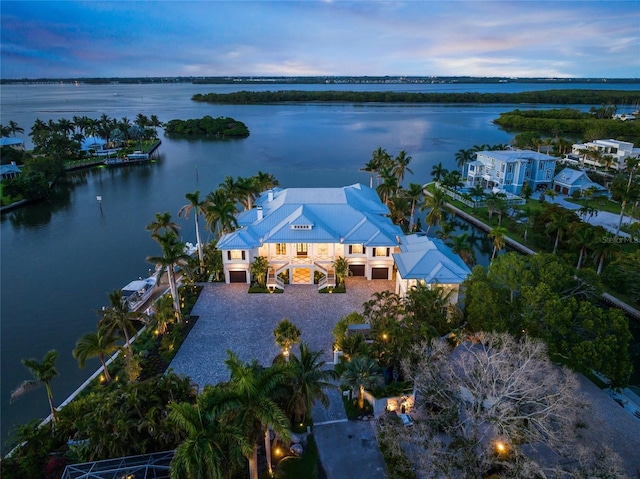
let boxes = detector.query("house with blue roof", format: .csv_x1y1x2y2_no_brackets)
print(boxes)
217,184,471,301
552,167,608,196
0,137,25,151
466,149,557,195
217,184,403,287
393,234,471,304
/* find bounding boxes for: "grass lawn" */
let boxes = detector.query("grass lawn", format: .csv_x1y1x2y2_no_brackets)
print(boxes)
564,196,624,215
274,435,321,479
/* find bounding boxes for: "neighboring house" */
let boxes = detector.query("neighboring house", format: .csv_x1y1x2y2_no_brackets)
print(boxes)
571,139,640,171
552,167,608,196
217,184,404,287
393,234,471,305
0,137,25,151
0,162,22,180
465,149,557,195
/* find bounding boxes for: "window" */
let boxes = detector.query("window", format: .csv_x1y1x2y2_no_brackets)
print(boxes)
349,244,364,255
508,164,513,173
546,169,552,180
501,163,506,172
228,250,245,260
296,243,308,256
275,243,287,255
525,170,530,178
317,243,329,256
374,247,390,257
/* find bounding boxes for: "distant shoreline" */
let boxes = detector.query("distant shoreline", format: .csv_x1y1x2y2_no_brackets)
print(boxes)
2,75,640,85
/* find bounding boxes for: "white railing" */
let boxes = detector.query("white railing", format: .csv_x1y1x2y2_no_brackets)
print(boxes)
267,269,285,290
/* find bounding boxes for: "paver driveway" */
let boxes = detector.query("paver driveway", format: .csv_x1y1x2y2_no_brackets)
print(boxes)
169,278,393,387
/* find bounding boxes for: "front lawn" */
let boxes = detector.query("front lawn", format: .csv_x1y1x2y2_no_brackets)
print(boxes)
274,435,322,479
565,196,624,215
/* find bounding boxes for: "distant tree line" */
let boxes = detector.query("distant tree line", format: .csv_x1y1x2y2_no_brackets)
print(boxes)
495,108,640,144
192,89,640,105
164,116,250,138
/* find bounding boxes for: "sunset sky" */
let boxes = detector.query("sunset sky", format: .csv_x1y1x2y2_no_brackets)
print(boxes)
1,0,639,79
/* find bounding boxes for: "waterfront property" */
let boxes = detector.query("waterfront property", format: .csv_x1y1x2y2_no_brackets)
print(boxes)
571,139,640,171
217,184,404,288
393,234,471,304
465,149,557,195
552,167,608,196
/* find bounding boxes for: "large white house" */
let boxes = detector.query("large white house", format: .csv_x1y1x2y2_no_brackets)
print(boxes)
571,139,639,171
216,184,471,298
465,149,557,195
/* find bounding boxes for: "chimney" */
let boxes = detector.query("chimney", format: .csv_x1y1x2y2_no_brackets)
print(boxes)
257,206,263,221
267,189,274,202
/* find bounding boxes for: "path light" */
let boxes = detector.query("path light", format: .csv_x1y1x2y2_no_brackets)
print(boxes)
382,333,388,341
495,440,507,455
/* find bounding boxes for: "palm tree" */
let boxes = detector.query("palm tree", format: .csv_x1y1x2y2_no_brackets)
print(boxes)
287,343,338,424
178,190,207,270
569,223,595,270
340,355,383,410
217,352,291,479
8,120,24,137
448,233,476,267
405,182,424,232
332,256,350,287
376,174,397,204
421,188,447,234
147,232,191,320
615,157,639,236
10,350,59,426
252,171,279,192
436,220,455,242
546,210,571,254
360,159,379,188
430,162,448,183
592,234,622,275
392,150,413,188
73,326,119,383
387,194,410,228
149,115,163,139
205,189,238,239
250,255,269,287
371,147,392,186
488,226,508,260
169,399,251,479
146,211,180,239
273,318,301,360
98,289,148,355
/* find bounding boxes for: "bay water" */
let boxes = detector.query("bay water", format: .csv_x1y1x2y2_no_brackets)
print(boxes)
1,82,637,450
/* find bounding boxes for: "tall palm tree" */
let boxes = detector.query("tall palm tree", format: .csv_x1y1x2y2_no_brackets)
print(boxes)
569,223,595,270
252,170,279,192
371,147,392,186
287,343,338,424
387,194,410,228
392,150,413,188
405,182,423,232
216,352,291,479
421,188,447,234
360,159,379,188
98,290,148,355
340,355,383,410
8,120,24,137
169,399,251,479
10,350,59,426
615,157,639,236
488,226,508,260
376,174,397,204
592,234,622,275
73,326,119,383
205,189,238,239
546,211,571,254
454,148,474,173
179,190,207,270
147,232,191,320
149,115,163,139
146,211,181,239
430,162,448,183
236,176,261,210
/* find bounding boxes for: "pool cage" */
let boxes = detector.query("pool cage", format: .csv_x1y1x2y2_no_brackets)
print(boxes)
60,450,174,479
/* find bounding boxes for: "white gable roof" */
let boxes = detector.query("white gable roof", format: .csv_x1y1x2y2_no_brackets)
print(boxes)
218,184,403,250
393,234,471,284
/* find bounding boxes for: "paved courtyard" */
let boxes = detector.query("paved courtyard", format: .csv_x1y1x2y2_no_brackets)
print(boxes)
169,277,393,387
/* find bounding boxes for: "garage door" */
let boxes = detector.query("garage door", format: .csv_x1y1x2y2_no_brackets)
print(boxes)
371,267,389,280
229,271,247,283
349,264,365,276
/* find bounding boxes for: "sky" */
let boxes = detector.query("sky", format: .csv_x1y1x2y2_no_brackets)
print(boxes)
1,0,639,79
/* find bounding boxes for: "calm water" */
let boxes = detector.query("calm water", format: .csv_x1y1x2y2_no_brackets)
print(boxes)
1,82,638,449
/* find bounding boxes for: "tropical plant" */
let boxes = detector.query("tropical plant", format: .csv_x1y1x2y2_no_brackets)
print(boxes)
98,289,148,355
73,326,119,383
488,226,508,260
250,255,269,287
430,162,448,183
10,350,59,426
448,233,476,267
273,318,301,360
146,211,180,239
205,189,238,239
332,256,350,287
168,400,251,479
212,352,291,479
147,232,191,321
421,187,447,234
341,355,384,410
286,343,338,424
392,150,413,188
178,190,207,270
405,182,423,232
